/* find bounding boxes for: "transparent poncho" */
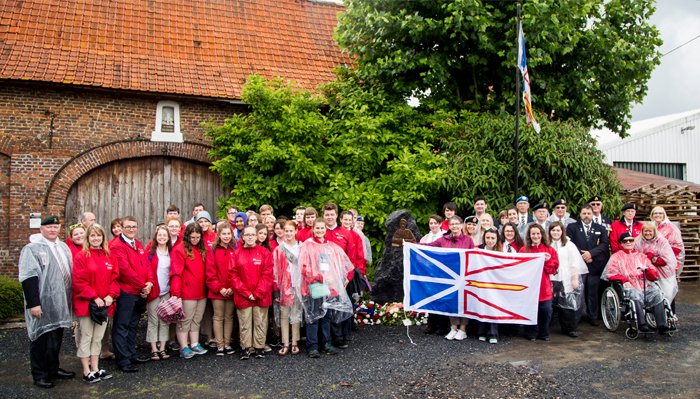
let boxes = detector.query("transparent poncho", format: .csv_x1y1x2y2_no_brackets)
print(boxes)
550,240,589,310
296,239,354,324
272,243,304,326
18,236,73,341
602,250,664,308
656,219,685,273
634,234,678,302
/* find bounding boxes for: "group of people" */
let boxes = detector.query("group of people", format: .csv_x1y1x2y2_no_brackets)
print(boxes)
419,195,683,344
18,202,371,388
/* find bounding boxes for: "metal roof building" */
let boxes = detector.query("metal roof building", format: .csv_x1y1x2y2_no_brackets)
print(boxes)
594,109,700,184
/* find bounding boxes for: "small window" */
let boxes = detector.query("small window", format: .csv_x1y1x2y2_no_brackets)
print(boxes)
152,101,182,142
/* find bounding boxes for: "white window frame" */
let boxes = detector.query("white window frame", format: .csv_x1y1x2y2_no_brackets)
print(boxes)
152,101,183,143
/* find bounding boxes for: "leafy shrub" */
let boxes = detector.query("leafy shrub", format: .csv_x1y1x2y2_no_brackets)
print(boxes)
0,275,24,321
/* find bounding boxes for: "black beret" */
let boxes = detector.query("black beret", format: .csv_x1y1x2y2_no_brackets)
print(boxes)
552,199,567,208
41,216,60,226
618,232,634,243
532,203,548,212
621,203,636,212
588,195,602,203
465,216,479,224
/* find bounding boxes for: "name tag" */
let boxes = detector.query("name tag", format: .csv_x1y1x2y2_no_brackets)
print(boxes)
319,253,330,272
594,232,601,235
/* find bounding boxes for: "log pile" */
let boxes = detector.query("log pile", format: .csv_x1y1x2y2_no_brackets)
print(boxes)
621,183,700,280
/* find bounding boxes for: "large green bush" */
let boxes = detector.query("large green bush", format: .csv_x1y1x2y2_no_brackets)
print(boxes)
0,275,24,321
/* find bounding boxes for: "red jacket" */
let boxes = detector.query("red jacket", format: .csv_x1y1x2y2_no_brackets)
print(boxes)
422,233,475,249
519,244,559,301
270,238,280,252
348,229,367,275
202,230,217,250
170,244,207,300
72,248,121,316
272,243,300,306
325,225,358,280
297,226,312,242
610,218,643,253
206,244,236,300
111,235,154,296
230,245,274,309
69,242,83,260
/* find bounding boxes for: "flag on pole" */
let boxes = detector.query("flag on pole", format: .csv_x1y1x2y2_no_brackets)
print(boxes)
517,22,541,133
403,243,544,325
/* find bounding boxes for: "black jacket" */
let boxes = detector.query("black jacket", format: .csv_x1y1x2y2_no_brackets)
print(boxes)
566,220,610,276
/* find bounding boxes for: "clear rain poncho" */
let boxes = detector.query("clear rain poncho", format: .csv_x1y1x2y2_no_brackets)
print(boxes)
18,235,73,341
272,243,304,326
550,240,589,310
296,239,354,324
354,228,373,266
656,219,685,274
634,234,678,302
602,250,664,309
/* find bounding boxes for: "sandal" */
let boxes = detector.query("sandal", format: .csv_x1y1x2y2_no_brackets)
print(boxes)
290,345,300,355
278,345,290,356
159,350,170,360
150,351,161,361
99,353,115,360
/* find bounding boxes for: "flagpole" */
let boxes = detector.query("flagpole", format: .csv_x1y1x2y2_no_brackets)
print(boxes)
513,3,521,203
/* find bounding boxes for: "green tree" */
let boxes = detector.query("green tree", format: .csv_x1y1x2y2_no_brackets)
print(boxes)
436,109,624,216
336,0,662,137
204,71,446,255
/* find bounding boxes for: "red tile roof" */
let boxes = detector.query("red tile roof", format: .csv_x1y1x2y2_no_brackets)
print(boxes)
0,0,352,99
614,167,700,193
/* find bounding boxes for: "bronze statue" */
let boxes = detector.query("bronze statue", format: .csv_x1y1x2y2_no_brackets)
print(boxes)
391,219,416,246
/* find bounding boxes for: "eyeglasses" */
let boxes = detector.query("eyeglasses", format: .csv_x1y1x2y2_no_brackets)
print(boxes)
243,234,256,237
485,227,498,232
590,203,602,206
69,223,84,230
227,212,237,215
123,225,138,230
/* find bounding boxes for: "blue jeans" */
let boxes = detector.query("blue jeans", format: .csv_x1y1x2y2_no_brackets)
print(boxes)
524,299,553,340
113,290,146,367
305,314,330,352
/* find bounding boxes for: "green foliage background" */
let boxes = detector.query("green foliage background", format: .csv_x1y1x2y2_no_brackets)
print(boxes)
0,275,24,321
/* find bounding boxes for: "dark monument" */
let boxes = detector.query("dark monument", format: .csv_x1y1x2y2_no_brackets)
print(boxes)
371,210,422,304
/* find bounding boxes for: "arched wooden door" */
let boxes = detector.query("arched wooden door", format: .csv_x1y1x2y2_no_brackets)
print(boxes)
65,157,228,244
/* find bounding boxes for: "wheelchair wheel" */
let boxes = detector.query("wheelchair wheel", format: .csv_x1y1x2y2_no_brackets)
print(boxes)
625,328,638,339
646,312,656,330
601,287,621,332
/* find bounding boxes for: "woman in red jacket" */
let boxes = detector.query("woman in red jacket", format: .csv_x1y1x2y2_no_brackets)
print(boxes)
297,207,317,242
145,226,173,361
69,223,86,259
255,224,272,252
273,221,302,356
500,222,523,253
206,223,237,356
170,224,208,359
519,224,559,341
72,224,120,383
230,226,274,360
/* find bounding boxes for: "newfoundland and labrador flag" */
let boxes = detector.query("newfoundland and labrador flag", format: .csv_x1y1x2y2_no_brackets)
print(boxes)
403,243,544,325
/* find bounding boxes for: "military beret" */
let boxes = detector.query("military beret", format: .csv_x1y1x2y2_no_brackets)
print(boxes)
532,203,548,212
465,216,479,224
621,203,636,212
618,232,634,243
552,199,567,208
515,196,529,204
41,215,60,226
588,195,602,203
357,216,365,222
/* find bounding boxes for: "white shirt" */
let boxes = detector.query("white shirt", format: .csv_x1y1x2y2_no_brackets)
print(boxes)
38,235,70,273
156,248,171,296
283,241,301,258
121,233,135,248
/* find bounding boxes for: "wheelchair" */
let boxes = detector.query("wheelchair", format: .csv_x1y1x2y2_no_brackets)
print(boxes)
600,280,677,339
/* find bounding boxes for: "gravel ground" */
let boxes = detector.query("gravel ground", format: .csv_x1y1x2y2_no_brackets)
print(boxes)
0,303,698,398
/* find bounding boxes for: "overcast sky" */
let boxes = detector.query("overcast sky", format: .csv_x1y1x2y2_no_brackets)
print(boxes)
630,0,700,121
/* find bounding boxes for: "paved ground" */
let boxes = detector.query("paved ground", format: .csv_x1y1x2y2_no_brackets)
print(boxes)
1,282,699,398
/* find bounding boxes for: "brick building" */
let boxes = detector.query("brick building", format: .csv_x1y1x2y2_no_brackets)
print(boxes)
0,0,351,276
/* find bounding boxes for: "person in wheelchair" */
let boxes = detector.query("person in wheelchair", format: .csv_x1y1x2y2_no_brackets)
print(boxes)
602,233,670,334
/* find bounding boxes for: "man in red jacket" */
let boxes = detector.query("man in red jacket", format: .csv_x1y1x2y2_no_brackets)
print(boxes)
322,203,358,350
610,203,643,253
340,210,366,342
111,216,154,373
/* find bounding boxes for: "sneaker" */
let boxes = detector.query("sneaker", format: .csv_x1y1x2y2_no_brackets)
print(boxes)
216,348,225,356
96,369,112,380
489,338,498,344
263,345,272,353
321,343,339,355
445,329,458,340
240,348,250,360
225,346,235,355
343,335,353,342
191,343,208,355
333,340,349,349
254,349,265,358
168,341,181,351
308,349,321,358
478,336,486,342
82,371,101,384
454,330,467,341
179,347,195,359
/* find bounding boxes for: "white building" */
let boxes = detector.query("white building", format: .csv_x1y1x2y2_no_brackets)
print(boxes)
593,108,700,183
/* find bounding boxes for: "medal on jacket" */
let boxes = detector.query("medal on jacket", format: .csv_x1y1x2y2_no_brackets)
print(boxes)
319,253,330,272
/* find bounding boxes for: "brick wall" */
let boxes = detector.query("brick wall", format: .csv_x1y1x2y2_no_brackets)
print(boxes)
0,83,247,277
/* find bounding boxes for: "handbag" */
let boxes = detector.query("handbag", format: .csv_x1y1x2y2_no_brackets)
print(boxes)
88,299,109,325
155,296,185,324
309,282,331,299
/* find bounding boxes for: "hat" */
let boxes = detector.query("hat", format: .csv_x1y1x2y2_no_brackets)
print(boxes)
588,195,602,203
621,203,636,212
296,206,306,212
41,216,60,226
552,199,567,208
155,220,165,227
532,203,548,212
618,232,634,243
357,216,365,222
195,211,213,223
465,216,478,224
515,196,529,204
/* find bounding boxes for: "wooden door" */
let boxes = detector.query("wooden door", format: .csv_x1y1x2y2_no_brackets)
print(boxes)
65,157,227,244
